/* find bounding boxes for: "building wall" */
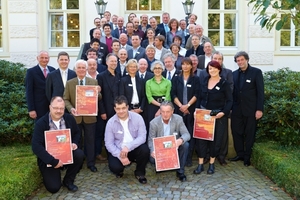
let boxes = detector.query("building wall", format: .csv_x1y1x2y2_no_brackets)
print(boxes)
1,0,299,71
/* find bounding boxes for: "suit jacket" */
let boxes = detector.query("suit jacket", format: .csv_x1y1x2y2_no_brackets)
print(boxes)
232,65,264,117
171,75,200,114
119,74,146,111
31,113,81,167
185,45,204,57
100,36,117,45
97,70,120,119
157,23,169,35
138,24,151,32
25,65,55,119
157,47,170,62
154,26,166,38
111,26,126,39
137,71,154,83
148,114,191,153
46,69,77,101
80,42,109,64
116,61,128,77
120,44,133,51
127,47,146,61
63,77,101,124
197,55,206,69
185,35,213,50
162,68,181,81
165,30,185,49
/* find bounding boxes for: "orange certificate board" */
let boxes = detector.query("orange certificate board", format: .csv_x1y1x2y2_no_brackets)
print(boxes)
193,109,216,141
153,135,180,172
45,129,73,167
76,85,98,116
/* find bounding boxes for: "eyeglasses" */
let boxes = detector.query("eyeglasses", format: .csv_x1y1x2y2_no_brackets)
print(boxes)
153,67,162,70
50,105,65,111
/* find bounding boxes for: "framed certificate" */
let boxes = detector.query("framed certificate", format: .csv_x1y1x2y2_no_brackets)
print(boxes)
45,129,73,167
153,135,180,172
76,85,98,116
193,109,216,141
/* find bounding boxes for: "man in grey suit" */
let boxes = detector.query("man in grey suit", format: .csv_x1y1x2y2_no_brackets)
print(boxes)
148,101,190,182
119,33,133,51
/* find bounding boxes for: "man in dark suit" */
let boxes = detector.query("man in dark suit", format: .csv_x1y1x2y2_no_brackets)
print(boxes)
111,16,126,39
162,53,181,81
197,41,213,69
157,12,170,35
148,101,190,182
116,48,128,77
127,35,146,61
138,14,151,33
119,33,133,51
80,29,108,65
26,51,55,120
89,17,101,41
132,17,145,40
229,51,264,167
46,52,76,102
32,96,84,193
86,48,107,73
185,35,204,57
137,58,154,82
149,17,166,38
63,60,102,173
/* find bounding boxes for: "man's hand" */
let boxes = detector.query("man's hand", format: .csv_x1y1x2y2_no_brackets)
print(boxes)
120,157,131,166
255,110,263,120
131,108,142,114
179,104,189,113
120,146,129,158
29,111,37,119
71,143,78,150
151,152,155,159
175,138,183,148
101,113,107,120
71,108,78,116
54,160,64,168
97,85,101,93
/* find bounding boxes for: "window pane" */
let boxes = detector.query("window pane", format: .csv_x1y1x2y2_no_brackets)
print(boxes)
224,14,236,29
68,31,79,47
127,0,137,10
208,31,220,46
67,14,80,47
67,14,79,29
208,0,220,9
67,0,79,9
280,31,290,46
140,0,149,10
224,0,236,9
224,31,236,46
151,0,162,10
295,30,300,46
208,14,220,29
51,31,63,47
49,0,62,9
51,15,63,30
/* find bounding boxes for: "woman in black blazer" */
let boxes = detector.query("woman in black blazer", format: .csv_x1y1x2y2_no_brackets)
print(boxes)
171,57,200,167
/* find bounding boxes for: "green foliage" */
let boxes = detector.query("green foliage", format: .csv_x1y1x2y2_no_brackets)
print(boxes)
252,142,300,198
0,145,41,200
0,60,34,145
248,0,300,31
257,68,300,146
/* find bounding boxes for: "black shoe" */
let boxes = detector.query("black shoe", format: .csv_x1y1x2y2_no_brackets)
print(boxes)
203,157,209,164
193,164,204,174
244,160,251,167
136,175,147,184
207,163,215,174
116,172,124,178
218,158,227,166
62,182,78,192
228,156,244,162
176,172,187,182
88,166,97,172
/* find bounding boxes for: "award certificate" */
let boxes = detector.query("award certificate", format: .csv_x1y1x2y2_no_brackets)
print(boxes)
76,85,98,116
193,109,216,141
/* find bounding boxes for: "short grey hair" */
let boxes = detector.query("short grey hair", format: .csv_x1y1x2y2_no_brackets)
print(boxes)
74,59,87,69
150,60,165,71
146,44,156,52
162,53,176,62
212,51,224,61
160,101,174,110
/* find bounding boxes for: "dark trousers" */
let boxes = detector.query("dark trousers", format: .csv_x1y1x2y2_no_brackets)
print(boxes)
218,118,229,160
231,114,257,161
150,142,189,174
95,116,106,156
182,113,196,164
196,116,226,158
38,148,84,193
77,122,96,167
108,143,150,176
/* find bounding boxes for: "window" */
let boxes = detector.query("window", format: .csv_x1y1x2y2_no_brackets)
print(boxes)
48,0,80,48
126,0,162,23
0,0,2,48
280,15,300,48
207,0,237,47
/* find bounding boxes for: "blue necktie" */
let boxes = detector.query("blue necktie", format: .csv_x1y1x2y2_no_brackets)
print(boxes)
168,71,171,80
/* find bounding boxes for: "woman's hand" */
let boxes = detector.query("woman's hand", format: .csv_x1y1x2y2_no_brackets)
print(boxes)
215,112,225,119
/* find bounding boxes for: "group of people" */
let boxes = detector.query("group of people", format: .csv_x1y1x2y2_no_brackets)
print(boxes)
26,11,264,194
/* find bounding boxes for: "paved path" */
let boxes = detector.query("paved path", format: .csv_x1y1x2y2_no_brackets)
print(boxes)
29,160,291,200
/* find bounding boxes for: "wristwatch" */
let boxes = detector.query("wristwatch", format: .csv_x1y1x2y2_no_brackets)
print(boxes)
187,103,191,107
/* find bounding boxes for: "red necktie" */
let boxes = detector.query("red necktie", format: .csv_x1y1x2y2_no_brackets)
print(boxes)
43,68,47,78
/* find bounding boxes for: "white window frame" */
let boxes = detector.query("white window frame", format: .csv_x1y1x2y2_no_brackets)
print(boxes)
279,12,300,51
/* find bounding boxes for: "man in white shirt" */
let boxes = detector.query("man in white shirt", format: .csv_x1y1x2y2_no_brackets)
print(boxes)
197,41,213,69
162,53,180,81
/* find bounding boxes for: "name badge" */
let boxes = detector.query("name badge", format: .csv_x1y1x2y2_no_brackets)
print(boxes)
117,130,123,134
136,52,140,54
173,132,178,136
216,86,220,90
187,84,191,87
128,84,133,87
246,79,251,83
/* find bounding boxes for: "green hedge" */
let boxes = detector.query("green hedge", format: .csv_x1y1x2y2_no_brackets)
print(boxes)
257,68,300,146
0,145,41,200
0,60,33,145
252,141,300,199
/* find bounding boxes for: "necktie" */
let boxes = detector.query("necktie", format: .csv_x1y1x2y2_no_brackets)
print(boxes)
141,74,144,79
43,68,47,78
168,71,171,80
164,24,169,32
80,79,83,85
119,27,122,34
62,71,66,87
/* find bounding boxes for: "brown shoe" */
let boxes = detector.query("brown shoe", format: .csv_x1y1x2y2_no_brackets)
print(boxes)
96,154,107,161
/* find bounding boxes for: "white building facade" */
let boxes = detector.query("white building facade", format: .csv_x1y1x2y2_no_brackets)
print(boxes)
0,0,299,71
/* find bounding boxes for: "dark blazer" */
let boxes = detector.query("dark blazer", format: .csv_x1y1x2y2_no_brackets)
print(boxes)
97,63,107,74
138,24,151,32
127,47,146,61
154,26,166,38
141,39,154,48
197,55,207,69
32,113,81,167
25,65,55,119
63,77,101,124
97,70,120,119
45,69,77,102
185,45,205,57
137,71,154,83
116,62,128,77
157,23,169,35
171,75,200,115
232,65,264,117
111,26,126,39
119,74,146,111
174,55,184,70
80,42,109,64
162,69,181,81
